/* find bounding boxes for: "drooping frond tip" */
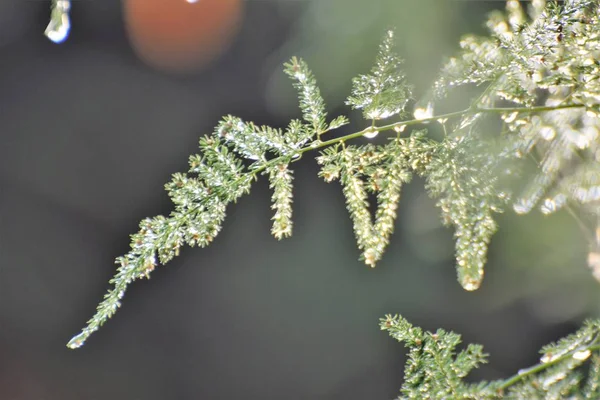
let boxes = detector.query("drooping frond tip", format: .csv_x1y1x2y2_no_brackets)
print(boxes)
400,128,507,291
266,163,294,240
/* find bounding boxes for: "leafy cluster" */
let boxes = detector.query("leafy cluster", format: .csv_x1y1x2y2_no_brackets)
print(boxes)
381,315,600,399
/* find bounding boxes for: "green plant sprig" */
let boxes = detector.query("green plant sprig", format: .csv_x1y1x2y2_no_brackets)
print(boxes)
381,315,600,399
65,97,588,350
68,0,600,352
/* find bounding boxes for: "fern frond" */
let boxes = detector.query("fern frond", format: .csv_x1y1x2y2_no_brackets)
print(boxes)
67,54,352,348
66,0,600,351
346,30,413,121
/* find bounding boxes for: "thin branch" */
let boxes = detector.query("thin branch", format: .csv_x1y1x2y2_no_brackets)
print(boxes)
497,342,600,392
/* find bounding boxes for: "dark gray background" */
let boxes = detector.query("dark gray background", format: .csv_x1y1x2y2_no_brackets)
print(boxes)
0,1,595,399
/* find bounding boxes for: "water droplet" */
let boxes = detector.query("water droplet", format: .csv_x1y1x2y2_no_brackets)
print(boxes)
67,332,86,349
541,353,557,363
367,109,395,119
573,349,591,361
363,129,379,139
45,1,71,44
503,112,518,123
460,275,482,291
514,149,524,158
583,57,595,66
542,372,566,389
579,186,600,202
540,194,566,214
513,198,535,214
587,109,600,118
516,368,528,375
539,126,556,141
462,281,480,291
413,103,434,120
588,251,600,271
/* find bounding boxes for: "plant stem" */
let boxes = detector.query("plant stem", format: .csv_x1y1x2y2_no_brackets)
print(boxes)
495,342,600,392
300,102,586,155
253,102,586,181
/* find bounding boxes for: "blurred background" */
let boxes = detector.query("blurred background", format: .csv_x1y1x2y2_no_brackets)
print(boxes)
0,1,598,399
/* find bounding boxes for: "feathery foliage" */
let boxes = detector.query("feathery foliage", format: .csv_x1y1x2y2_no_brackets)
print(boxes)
67,49,348,349
56,2,600,397
67,0,600,347
44,0,600,396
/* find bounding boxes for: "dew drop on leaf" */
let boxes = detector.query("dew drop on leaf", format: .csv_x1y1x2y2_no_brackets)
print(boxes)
45,0,71,44
540,353,556,363
66,333,86,349
503,112,519,123
539,126,556,141
363,129,379,139
573,349,591,361
460,275,482,291
540,195,565,214
513,198,536,214
542,372,566,389
413,103,434,120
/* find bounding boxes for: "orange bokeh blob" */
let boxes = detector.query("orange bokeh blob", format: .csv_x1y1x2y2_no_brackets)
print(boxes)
123,0,243,73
